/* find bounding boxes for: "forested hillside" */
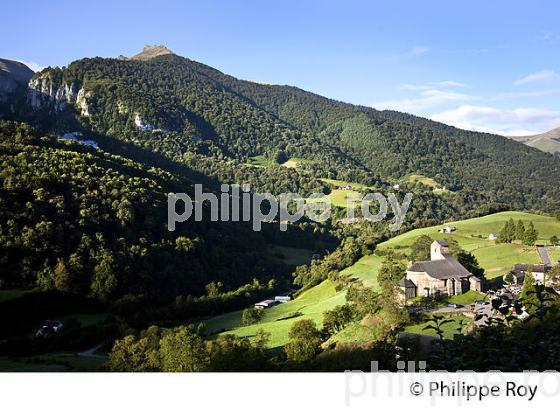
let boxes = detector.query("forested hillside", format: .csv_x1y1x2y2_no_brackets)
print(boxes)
19,52,560,212
0,121,287,304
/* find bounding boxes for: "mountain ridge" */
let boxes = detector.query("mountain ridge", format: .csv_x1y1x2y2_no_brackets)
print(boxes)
510,127,560,154
4,48,560,213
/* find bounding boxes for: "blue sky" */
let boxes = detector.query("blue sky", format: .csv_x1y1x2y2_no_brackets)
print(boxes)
2,0,559,135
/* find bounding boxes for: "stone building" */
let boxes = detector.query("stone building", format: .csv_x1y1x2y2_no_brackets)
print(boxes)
399,240,483,299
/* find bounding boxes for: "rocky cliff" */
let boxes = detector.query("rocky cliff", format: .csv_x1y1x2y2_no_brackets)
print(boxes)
0,58,34,112
26,73,91,116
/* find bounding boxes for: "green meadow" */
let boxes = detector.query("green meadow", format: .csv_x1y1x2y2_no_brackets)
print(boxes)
205,280,346,347
404,315,471,340
407,173,440,188
204,211,560,348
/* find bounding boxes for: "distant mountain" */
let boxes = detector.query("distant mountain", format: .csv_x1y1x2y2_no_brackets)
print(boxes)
130,44,175,60
0,58,34,115
510,127,560,154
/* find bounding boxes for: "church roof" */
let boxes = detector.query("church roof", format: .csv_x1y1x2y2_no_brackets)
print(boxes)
408,255,472,279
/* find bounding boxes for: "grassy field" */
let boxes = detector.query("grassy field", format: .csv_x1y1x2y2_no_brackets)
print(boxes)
404,315,470,340
374,211,560,278
407,173,440,188
281,158,311,168
246,155,274,167
205,280,346,347
204,211,560,348
548,247,560,265
447,290,486,305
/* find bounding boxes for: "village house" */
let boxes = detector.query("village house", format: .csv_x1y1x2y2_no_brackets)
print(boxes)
399,240,483,299
254,299,278,309
509,264,550,285
488,232,499,241
438,225,456,234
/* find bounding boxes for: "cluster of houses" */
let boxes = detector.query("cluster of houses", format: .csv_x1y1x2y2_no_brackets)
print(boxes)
507,264,550,285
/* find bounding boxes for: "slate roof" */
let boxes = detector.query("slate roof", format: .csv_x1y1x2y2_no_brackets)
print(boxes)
399,277,417,288
408,255,472,279
513,264,549,273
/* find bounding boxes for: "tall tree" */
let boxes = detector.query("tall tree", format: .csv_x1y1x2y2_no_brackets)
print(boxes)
456,251,485,279
523,222,538,246
53,259,72,293
159,326,209,372
499,218,516,243
284,319,322,362
410,234,432,262
520,271,539,315
515,220,526,242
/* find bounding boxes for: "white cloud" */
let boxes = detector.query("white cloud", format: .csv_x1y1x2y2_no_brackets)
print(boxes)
409,46,430,56
15,60,45,72
374,89,474,112
496,88,560,99
397,80,468,91
514,69,560,86
375,80,474,112
429,80,468,88
431,105,560,136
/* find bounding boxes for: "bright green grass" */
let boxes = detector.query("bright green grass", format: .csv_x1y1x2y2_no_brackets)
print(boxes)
407,173,439,188
447,290,486,305
205,280,346,348
270,245,315,266
308,189,362,208
336,212,559,288
327,322,379,344
548,248,560,265
339,254,382,290
404,315,470,340
378,211,560,278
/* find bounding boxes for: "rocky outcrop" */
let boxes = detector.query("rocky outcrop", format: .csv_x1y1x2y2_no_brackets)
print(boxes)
134,113,154,131
131,45,174,61
0,58,33,104
26,73,91,116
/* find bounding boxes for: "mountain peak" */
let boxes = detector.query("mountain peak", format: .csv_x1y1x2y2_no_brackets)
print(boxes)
130,45,175,61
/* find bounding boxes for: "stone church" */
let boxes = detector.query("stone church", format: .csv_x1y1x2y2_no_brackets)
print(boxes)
399,240,483,299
